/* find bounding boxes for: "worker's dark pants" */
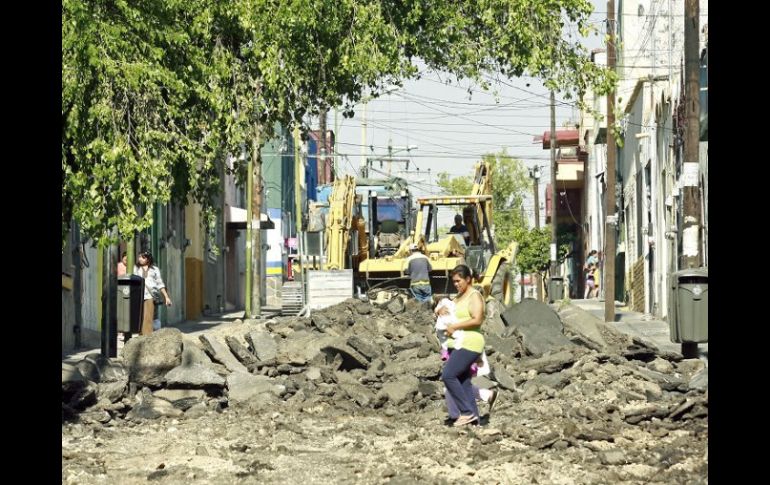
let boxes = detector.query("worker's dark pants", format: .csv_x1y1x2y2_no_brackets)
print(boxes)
442,348,481,418
410,284,432,302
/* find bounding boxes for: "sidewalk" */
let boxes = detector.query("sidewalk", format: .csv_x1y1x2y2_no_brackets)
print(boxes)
61,308,283,365
566,298,708,364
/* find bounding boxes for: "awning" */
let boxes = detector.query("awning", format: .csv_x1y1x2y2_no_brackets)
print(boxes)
538,129,580,149
226,205,275,230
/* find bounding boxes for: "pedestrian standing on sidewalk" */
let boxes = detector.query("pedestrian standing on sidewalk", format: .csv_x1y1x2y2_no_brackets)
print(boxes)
583,250,598,299
405,243,433,303
117,252,128,276
585,249,598,267
134,250,172,335
584,263,597,299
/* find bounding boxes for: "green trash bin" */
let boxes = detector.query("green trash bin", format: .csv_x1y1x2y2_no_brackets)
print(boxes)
548,276,564,303
117,275,145,334
668,268,708,343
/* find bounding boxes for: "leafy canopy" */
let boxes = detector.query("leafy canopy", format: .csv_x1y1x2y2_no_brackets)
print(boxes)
62,0,613,247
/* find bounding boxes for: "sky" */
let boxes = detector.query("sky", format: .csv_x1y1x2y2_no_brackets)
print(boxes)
330,1,610,228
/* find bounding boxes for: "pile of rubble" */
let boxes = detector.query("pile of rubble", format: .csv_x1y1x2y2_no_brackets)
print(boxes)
63,296,445,422
62,296,708,483
63,296,707,429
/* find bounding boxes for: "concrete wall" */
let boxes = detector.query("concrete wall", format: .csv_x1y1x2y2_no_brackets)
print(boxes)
185,200,205,320
161,203,186,325
581,49,607,272
80,244,102,348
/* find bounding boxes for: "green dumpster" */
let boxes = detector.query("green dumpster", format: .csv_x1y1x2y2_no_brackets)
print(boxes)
548,276,564,303
668,268,708,343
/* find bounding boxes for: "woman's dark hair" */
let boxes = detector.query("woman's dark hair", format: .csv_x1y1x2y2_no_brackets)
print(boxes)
137,250,154,267
450,264,473,280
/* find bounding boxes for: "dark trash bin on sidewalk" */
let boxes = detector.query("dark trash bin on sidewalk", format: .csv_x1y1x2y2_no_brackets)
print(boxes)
548,276,564,303
668,268,708,343
117,275,145,334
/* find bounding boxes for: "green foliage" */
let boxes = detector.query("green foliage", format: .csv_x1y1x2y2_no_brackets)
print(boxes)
556,223,579,261
514,224,575,274
435,173,472,196
63,0,614,248
62,0,225,246
436,150,530,249
514,226,551,273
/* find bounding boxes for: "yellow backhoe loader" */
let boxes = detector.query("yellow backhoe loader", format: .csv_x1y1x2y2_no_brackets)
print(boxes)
357,161,517,307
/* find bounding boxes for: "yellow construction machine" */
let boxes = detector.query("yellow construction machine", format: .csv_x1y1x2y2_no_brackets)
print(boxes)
322,175,413,272
323,175,368,271
357,160,517,307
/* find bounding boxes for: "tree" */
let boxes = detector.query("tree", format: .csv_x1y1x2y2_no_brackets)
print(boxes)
62,0,230,246
436,150,530,249
514,226,551,274
63,0,614,249
513,225,573,275
61,0,418,247
435,172,473,198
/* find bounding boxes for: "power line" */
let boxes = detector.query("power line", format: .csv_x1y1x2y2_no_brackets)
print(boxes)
482,75,578,107
385,90,541,108
336,142,554,160
367,119,536,148
589,11,708,17
366,119,576,133
394,92,542,137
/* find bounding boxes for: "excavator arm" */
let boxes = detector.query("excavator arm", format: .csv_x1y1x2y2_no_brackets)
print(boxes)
323,175,357,270
466,160,493,245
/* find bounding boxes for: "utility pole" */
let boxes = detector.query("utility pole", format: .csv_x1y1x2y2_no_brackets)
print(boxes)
334,108,339,179
533,172,541,231
72,224,84,348
319,107,328,184
246,119,263,319
530,165,542,301
604,0,617,323
549,91,558,291
100,242,118,357
360,100,368,177
521,205,526,302
682,0,701,269
679,0,702,359
294,125,306,308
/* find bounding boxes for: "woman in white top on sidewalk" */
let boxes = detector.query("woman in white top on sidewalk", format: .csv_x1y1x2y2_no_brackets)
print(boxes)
133,250,172,335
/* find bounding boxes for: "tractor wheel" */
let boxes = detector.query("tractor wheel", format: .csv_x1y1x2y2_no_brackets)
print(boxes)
490,262,513,309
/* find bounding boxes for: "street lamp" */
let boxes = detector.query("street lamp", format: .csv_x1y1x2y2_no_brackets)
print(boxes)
529,164,543,301
529,165,543,301
529,165,542,182
528,165,542,229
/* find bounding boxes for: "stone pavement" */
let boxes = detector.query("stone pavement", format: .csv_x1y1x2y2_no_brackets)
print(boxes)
61,308,283,365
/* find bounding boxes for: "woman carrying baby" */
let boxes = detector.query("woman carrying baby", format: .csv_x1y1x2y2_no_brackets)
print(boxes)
435,264,486,427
